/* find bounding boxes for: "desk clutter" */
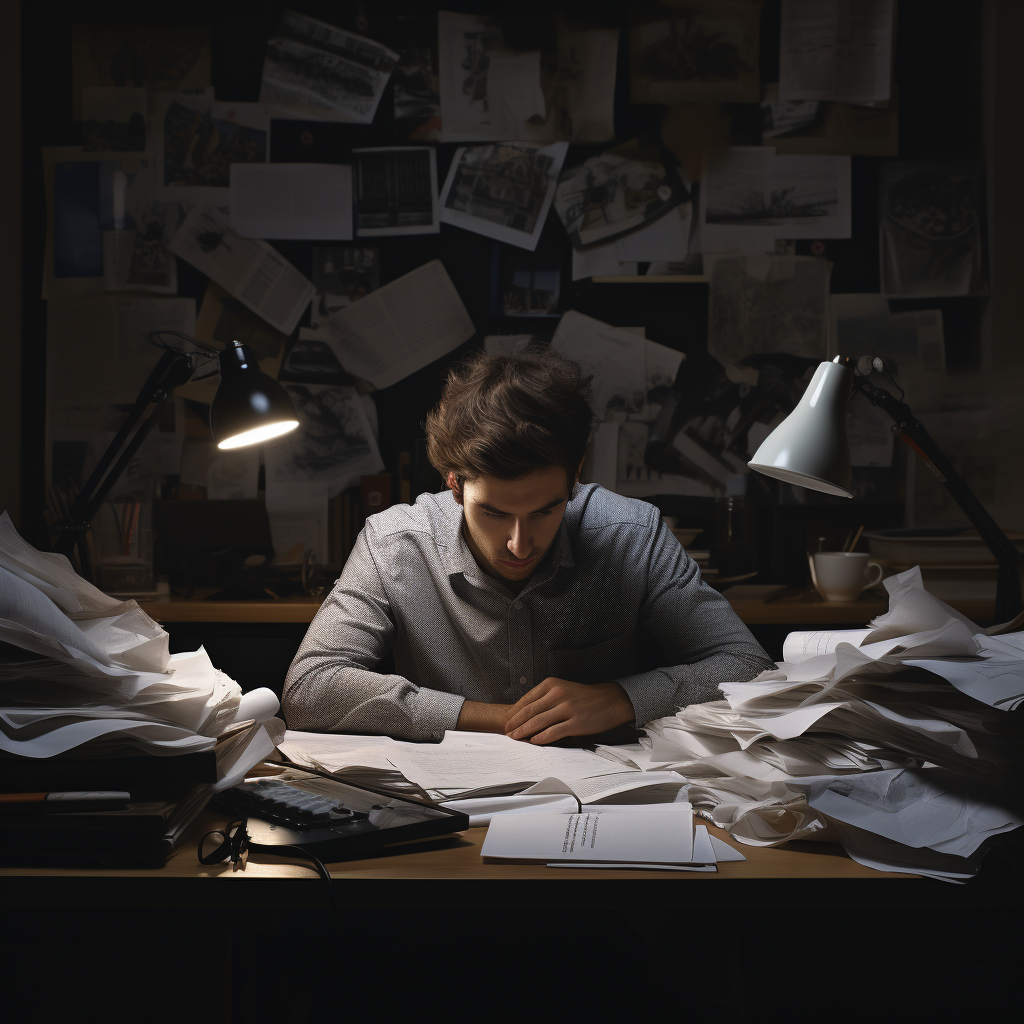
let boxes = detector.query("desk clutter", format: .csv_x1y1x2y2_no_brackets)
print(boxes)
0,511,284,864
278,566,1024,882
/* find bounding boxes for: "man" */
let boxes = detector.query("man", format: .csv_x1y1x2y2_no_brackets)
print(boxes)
282,348,774,743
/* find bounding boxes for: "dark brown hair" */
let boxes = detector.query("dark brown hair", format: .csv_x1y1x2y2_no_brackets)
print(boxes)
424,348,594,490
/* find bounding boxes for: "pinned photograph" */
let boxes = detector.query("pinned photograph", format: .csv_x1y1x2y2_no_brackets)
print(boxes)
310,247,379,326
157,93,269,201
82,87,147,151
71,25,211,119
353,148,439,236
706,254,831,367
439,142,568,251
260,10,398,123
630,1,760,104
554,143,686,249
879,162,985,297
126,200,186,292
701,147,851,251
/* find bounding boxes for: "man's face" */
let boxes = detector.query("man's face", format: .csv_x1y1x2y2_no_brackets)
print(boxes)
450,465,574,585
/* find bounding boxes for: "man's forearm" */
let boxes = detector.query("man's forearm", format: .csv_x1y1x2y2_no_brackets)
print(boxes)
456,700,514,733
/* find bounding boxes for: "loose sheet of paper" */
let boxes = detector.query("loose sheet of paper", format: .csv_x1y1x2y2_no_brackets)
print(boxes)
385,742,626,790
315,259,475,389
481,804,694,864
168,206,314,335
780,0,894,104
230,163,353,240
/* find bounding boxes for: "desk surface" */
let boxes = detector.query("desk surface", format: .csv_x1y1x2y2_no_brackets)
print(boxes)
0,809,921,912
137,585,996,625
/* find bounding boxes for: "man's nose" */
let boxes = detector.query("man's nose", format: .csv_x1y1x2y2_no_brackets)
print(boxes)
507,518,532,558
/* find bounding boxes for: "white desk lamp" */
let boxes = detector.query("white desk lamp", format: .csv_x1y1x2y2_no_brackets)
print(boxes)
748,355,1023,621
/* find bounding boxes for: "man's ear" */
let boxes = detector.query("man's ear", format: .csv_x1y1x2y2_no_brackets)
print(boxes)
447,472,463,504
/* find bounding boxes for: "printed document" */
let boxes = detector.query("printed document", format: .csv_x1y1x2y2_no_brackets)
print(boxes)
780,0,894,104
169,205,314,335
481,804,694,864
315,260,475,389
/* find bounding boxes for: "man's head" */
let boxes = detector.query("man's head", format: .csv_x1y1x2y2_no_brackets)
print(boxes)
424,349,594,584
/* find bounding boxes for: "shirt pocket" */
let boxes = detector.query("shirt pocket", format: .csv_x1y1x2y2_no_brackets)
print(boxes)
547,631,635,685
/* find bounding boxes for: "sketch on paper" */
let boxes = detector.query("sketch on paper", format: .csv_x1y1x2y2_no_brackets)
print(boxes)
260,11,398,123
707,254,831,367
265,384,383,498
126,201,186,291
630,2,760,104
880,162,985,297
446,145,553,234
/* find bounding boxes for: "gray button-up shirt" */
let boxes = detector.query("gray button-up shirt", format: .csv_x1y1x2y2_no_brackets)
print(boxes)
282,483,774,741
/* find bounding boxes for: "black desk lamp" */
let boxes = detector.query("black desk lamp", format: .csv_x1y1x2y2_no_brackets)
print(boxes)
54,332,299,581
748,355,1024,623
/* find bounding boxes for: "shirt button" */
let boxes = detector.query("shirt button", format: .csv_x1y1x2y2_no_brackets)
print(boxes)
519,676,527,685
514,601,523,610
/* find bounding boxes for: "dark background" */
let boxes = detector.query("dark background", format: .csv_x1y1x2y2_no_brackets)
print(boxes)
19,0,988,673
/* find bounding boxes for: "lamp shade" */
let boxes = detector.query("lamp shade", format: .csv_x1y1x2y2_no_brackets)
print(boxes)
209,341,299,450
747,358,855,498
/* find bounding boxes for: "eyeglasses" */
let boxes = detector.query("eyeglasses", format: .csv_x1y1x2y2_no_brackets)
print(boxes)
199,818,250,869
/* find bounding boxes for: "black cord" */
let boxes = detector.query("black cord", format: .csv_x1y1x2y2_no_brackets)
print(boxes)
256,843,337,912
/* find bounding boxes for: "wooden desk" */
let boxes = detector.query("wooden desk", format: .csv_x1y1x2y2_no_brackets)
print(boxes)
139,585,998,627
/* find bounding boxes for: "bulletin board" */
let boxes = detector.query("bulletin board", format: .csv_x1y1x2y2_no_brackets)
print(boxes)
19,0,994,588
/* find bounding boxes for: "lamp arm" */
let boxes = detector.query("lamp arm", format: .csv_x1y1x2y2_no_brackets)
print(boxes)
56,349,196,575
852,376,1023,621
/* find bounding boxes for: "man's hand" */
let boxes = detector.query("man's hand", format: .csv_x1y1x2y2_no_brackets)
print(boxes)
504,678,635,745
456,700,514,733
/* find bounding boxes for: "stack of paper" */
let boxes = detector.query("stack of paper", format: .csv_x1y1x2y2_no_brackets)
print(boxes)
0,512,283,791
642,567,1024,881
481,804,746,873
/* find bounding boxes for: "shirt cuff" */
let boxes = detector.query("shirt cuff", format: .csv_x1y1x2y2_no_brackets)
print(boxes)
615,670,717,729
407,686,467,741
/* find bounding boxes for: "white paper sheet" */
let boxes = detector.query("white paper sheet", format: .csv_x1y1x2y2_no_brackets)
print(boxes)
780,0,894,104
552,310,647,418
168,205,314,335
482,804,694,864
259,13,398,124
386,742,624,790
314,259,475,389
230,163,353,240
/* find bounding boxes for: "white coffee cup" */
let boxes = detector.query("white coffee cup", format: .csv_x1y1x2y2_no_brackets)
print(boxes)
809,551,884,602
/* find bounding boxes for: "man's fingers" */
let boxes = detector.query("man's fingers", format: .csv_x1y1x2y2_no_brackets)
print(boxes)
507,704,569,740
529,720,571,745
505,692,562,733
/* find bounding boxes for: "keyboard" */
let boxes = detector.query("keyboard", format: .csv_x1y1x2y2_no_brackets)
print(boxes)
214,773,469,860
225,778,372,831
